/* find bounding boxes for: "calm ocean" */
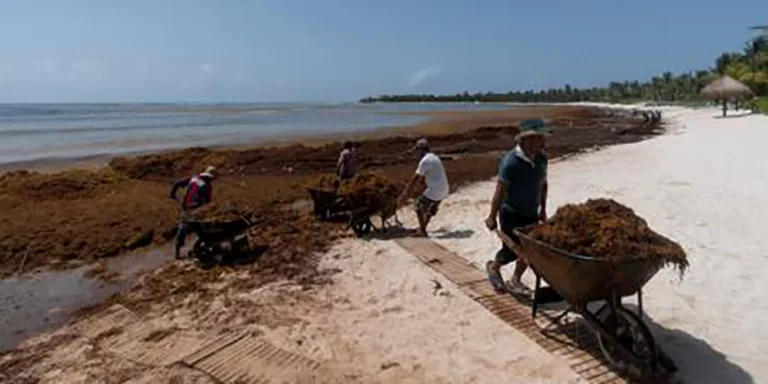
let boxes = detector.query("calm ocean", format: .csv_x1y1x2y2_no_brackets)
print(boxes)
0,103,511,165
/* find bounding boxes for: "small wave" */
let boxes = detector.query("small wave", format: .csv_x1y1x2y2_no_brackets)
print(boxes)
0,117,274,137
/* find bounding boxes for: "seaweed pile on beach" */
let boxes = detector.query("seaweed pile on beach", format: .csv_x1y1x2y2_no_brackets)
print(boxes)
527,198,688,275
107,206,346,313
0,181,177,277
0,169,125,200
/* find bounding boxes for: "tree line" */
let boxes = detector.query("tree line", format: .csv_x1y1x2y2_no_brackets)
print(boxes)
360,29,768,104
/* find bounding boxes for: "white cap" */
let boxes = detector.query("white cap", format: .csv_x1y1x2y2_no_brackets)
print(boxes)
409,138,429,153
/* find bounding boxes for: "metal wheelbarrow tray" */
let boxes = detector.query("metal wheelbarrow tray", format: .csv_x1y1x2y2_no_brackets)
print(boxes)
512,227,679,381
186,216,255,265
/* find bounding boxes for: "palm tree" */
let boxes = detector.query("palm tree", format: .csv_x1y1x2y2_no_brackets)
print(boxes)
715,52,745,74
749,25,768,38
722,63,767,108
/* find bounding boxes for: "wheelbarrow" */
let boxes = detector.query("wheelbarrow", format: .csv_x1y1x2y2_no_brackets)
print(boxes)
185,215,255,265
307,187,381,237
502,228,679,381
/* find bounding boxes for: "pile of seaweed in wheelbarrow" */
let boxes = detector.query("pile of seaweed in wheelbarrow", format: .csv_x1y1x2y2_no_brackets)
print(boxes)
528,198,688,276
193,202,254,222
307,174,341,191
306,172,401,236
337,172,400,213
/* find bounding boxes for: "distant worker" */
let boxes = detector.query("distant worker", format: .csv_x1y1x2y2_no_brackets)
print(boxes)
170,166,215,259
484,119,550,296
398,138,450,237
337,141,358,180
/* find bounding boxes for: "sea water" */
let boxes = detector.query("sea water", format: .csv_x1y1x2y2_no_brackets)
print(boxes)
0,102,511,165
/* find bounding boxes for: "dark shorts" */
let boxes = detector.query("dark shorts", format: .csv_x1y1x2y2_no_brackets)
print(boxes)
339,172,354,181
174,211,195,249
495,210,538,266
415,195,441,218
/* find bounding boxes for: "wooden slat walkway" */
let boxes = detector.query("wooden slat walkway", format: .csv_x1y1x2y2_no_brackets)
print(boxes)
77,305,329,383
181,332,331,383
395,237,628,384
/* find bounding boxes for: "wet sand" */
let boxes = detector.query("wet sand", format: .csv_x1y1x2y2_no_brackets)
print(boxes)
0,247,173,352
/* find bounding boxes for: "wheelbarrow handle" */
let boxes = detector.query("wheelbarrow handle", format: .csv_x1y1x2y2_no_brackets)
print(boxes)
494,229,526,260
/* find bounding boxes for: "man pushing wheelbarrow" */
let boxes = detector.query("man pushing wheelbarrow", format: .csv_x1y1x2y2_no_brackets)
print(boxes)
481,120,686,380
485,119,550,296
170,166,215,259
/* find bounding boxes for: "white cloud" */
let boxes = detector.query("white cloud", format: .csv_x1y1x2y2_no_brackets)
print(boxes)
200,63,214,73
406,66,442,89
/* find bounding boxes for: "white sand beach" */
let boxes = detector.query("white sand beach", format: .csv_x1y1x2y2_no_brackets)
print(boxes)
5,105,766,383
259,238,586,383
419,106,768,383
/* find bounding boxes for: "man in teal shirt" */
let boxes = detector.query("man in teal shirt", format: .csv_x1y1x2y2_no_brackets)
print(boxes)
485,119,550,295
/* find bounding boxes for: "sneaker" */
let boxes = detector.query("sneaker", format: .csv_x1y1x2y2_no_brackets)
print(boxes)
505,280,531,297
486,261,506,293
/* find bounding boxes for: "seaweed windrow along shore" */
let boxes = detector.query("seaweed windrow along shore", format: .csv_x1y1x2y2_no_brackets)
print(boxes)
0,106,661,290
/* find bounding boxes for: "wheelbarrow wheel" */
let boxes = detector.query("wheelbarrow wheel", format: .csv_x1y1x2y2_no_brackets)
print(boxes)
193,239,218,266
350,216,373,237
595,305,658,379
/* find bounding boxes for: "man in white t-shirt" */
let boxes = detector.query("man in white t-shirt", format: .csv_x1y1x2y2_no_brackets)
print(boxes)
398,138,449,237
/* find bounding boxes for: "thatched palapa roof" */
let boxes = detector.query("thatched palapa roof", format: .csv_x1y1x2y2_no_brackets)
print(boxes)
700,76,754,99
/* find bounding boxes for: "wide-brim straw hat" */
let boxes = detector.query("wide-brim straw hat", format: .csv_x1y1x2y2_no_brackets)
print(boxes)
200,166,215,178
700,76,754,99
515,119,553,141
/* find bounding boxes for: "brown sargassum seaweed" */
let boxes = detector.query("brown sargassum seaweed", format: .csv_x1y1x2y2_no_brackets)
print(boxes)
527,198,689,276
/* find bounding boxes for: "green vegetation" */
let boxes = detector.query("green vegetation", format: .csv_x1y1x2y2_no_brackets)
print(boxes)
361,29,768,105
748,96,768,113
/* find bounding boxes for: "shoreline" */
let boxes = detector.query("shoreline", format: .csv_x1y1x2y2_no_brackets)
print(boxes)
0,104,590,174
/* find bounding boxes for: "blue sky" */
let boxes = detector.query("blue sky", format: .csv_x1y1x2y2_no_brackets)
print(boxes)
0,0,765,103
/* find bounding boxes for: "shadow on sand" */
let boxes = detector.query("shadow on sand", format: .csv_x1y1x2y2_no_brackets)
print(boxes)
432,227,475,239
713,112,753,119
622,304,754,384
533,300,754,383
226,244,270,266
363,226,476,241
362,226,418,241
